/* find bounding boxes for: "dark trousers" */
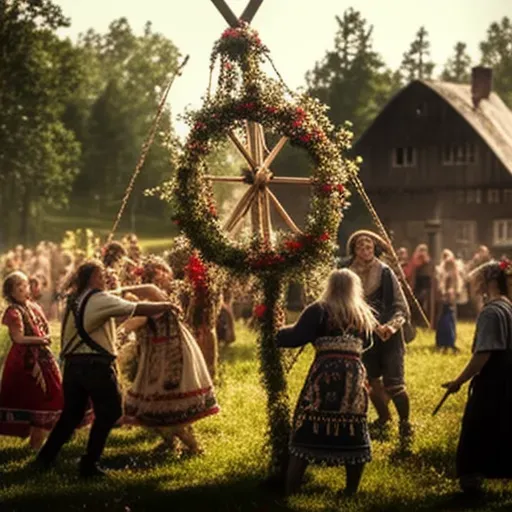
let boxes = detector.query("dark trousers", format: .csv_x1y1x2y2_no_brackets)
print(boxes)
38,357,123,465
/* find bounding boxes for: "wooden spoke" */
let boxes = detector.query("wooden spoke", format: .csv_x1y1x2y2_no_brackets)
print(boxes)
269,177,312,185
240,0,264,23
224,185,258,233
229,131,257,170
262,136,288,169
267,190,303,234
261,188,272,242
229,186,260,234
206,175,245,183
210,0,238,27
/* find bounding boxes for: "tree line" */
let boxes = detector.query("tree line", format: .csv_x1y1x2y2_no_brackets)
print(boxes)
1,1,511,246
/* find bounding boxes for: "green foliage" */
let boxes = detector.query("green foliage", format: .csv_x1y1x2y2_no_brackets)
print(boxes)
0,0,81,245
305,9,401,140
401,26,435,81
441,42,471,83
480,17,512,107
70,19,180,221
4,321,512,511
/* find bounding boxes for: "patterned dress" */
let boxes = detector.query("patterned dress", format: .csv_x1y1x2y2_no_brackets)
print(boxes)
124,311,219,427
0,301,63,436
277,302,372,465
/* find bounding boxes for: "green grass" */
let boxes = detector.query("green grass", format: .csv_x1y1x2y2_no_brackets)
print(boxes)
1,321,512,511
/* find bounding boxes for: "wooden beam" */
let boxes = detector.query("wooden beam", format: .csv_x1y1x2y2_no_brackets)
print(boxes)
268,190,302,234
240,0,264,23
270,177,312,185
262,136,287,170
229,131,257,170
206,175,245,183
210,0,239,27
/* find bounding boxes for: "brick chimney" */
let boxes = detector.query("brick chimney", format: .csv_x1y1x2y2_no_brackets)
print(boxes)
471,66,493,108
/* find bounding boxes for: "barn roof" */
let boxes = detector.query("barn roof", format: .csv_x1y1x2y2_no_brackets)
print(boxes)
421,80,512,175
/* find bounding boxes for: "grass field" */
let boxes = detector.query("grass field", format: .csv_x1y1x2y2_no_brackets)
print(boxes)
1,320,512,512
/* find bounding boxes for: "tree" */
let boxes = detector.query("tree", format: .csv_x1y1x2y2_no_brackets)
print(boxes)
401,26,435,81
0,1,81,245
480,17,512,107
70,19,181,221
305,8,401,139
441,42,471,83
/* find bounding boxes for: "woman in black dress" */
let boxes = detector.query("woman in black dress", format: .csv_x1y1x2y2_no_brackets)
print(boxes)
277,268,376,496
443,259,512,493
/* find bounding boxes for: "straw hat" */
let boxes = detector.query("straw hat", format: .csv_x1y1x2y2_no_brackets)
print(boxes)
346,229,390,257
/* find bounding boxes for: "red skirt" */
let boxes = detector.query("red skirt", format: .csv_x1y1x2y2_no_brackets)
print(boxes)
0,343,64,437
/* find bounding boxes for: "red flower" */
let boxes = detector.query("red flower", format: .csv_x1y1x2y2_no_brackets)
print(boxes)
193,121,207,131
499,260,510,271
253,304,267,318
292,119,303,129
320,184,333,194
132,266,144,277
336,184,345,194
319,232,330,242
313,128,326,141
224,62,233,71
299,134,312,144
266,106,278,114
284,240,303,251
295,107,305,119
222,28,239,39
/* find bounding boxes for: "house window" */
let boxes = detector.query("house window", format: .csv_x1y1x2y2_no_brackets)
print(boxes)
455,221,476,246
442,143,477,165
493,219,512,246
392,147,416,167
466,189,482,204
487,189,501,204
504,189,512,203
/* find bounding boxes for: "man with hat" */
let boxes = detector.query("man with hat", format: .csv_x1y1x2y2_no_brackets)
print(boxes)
342,230,413,447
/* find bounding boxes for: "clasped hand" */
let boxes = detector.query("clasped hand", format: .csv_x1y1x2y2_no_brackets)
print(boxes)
441,380,461,394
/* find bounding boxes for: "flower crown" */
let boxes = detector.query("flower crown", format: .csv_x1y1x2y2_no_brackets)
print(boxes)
499,258,512,276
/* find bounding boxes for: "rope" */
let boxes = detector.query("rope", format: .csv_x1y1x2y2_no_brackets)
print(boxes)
107,55,190,243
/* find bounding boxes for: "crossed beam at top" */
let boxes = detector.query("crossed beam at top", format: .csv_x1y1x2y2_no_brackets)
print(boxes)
210,0,312,243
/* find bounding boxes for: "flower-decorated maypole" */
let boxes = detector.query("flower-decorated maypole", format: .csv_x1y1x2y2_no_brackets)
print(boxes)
158,0,360,478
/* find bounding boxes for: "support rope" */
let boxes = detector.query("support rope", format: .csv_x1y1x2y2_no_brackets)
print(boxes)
107,55,190,243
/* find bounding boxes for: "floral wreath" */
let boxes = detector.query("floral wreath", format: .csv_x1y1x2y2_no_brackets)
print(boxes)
167,22,359,278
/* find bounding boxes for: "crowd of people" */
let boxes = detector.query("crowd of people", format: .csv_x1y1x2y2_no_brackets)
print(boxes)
0,230,511,498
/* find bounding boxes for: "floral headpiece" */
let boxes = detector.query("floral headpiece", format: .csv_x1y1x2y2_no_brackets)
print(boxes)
468,258,512,281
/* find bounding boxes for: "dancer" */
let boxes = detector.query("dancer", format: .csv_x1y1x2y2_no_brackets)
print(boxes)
122,257,219,455
0,271,63,450
277,269,376,496
36,260,177,478
343,230,412,447
443,259,512,494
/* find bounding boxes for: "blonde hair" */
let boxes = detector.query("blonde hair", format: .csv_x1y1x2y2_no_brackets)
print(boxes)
320,269,377,335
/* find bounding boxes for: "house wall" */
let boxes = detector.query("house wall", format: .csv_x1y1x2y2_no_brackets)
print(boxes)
354,81,512,260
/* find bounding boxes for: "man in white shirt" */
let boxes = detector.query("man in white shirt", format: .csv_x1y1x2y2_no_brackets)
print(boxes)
36,260,176,478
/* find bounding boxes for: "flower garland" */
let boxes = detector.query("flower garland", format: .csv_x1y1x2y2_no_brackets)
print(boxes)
169,22,357,281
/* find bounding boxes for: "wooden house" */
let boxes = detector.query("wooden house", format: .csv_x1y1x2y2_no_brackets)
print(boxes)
352,67,512,261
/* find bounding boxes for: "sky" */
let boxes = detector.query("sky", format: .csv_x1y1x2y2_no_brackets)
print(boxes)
55,0,510,137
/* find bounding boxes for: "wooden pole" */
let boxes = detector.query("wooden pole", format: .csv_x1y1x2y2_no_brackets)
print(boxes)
240,0,264,22
210,0,239,27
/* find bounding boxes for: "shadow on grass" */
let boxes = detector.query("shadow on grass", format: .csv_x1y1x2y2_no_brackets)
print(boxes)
1,470,293,512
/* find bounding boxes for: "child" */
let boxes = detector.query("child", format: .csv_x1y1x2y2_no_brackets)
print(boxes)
0,271,63,450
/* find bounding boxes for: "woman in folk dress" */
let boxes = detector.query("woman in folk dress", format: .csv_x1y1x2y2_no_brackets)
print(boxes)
122,258,219,454
277,269,376,496
0,271,62,449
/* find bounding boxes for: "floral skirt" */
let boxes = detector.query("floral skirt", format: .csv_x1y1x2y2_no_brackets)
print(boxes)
123,320,219,427
290,352,371,466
